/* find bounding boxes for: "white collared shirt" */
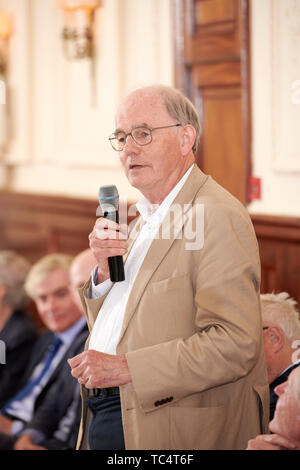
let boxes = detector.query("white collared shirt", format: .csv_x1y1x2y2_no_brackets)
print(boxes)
88,165,194,355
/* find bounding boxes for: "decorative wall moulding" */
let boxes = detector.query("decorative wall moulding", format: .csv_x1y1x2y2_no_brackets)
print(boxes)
271,0,300,173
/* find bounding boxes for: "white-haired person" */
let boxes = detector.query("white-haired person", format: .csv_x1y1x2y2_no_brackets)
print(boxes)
13,250,97,451
0,253,88,450
0,250,38,409
247,365,300,450
260,292,300,420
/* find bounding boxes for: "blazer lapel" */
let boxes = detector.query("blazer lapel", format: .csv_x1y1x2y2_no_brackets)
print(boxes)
117,165,208,344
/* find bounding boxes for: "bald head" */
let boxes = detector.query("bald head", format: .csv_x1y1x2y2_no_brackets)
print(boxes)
117,85,201,154
70,249,96,289
115,85,198,204
70,249,97,313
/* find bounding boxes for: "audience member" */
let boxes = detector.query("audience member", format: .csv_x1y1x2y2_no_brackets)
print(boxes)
247,366,300,450
0,250,39,409
261,292,300,420
11,249,96,450
0,253,88,450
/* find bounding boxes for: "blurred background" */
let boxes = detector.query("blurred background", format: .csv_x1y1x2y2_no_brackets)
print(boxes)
0,0,299,303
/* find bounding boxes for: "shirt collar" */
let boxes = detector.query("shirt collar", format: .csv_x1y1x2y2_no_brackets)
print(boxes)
56,316,86,346
278,360,300,379
136,164,194,223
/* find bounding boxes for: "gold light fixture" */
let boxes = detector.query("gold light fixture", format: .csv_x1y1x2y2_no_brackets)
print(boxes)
0,11,13,76
58,0,101,60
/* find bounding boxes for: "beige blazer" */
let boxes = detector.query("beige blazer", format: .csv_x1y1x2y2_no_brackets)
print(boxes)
77,165,269,450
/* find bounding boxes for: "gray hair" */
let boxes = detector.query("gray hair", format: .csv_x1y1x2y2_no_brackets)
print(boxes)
150,85,202,154
260,292,300,341
0,250,31,309
25,253,73,299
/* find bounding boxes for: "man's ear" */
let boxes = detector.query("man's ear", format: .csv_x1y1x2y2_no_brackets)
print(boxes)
267,326,285,353
180,124,196,156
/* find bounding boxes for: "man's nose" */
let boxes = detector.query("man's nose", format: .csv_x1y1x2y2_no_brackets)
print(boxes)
274,380,287,397
123,133,139,153
46,296,58,311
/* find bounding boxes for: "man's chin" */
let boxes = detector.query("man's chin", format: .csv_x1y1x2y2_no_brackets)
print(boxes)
45,321,63,333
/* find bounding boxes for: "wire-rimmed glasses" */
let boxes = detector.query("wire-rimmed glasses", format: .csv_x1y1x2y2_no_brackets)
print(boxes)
109,124,182,151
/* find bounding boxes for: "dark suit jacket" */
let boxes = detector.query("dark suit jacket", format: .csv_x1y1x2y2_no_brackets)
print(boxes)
23,323,88,449
269,362,300,420
0,322,88,450
0,309,39,408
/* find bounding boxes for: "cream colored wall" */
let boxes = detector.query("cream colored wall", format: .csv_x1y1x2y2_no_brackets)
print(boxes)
0,0,174,202
249,0,300,217
0,0,299,216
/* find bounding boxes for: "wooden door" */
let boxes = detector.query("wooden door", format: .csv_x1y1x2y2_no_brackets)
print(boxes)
173,0,251,204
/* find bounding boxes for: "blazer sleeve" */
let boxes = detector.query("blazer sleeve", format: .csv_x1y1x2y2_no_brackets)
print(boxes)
125,201,262,413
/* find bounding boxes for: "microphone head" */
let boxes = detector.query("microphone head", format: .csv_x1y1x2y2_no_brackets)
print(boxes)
98,185,119,212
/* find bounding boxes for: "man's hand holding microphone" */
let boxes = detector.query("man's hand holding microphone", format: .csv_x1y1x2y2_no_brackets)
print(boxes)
68,185,132,389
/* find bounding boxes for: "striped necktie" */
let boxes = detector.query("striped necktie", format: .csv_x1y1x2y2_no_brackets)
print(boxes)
1,336,62,412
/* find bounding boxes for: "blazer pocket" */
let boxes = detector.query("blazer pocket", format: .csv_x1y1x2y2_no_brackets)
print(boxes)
170,405,227,450
139,274,195,342
150,273,190,294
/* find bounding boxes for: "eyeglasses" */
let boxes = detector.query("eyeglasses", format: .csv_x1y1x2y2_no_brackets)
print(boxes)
108,124,182,151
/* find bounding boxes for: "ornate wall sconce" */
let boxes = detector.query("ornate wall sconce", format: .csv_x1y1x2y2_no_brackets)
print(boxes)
0,11,13,76
58,0,101,61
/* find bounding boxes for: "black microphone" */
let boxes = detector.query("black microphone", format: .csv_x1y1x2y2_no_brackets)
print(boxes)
98,185,125,282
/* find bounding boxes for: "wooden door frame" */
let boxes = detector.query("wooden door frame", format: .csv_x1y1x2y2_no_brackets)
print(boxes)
172,0,252,204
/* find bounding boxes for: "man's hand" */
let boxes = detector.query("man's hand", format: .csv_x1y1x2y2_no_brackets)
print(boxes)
246,433,297,450
0,414,13,435
89,218,128,284
14,434,46,450
68,350,132,389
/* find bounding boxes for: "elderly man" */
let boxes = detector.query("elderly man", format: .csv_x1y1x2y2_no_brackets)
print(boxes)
0,253,88,450
261,292,300,420
247,366,300,450
69,85,269,450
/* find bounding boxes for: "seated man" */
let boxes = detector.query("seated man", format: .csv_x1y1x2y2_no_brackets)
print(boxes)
0,250,39,408
0,253,88,450
261,292,300,420
247,366,300,450
12,249,97,451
